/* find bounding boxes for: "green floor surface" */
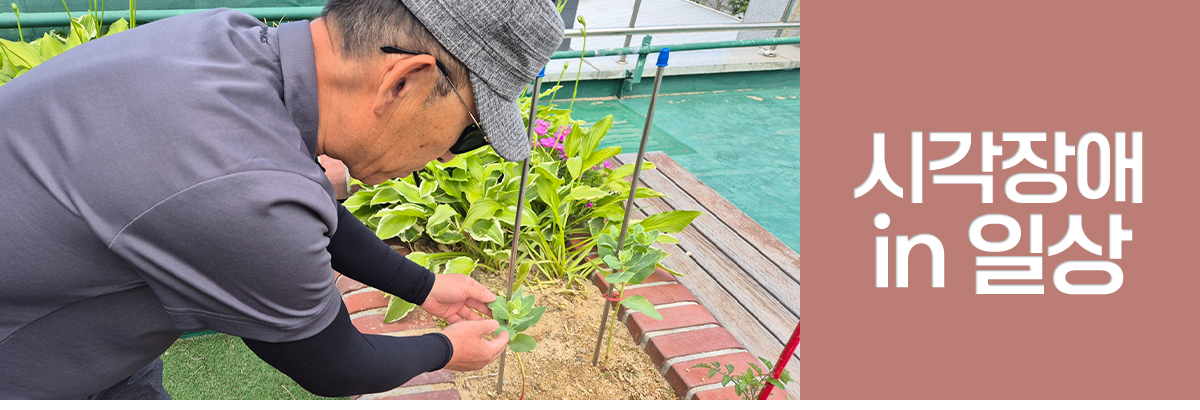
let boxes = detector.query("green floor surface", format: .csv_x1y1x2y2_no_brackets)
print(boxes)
161,333,344,400
562,73,800,252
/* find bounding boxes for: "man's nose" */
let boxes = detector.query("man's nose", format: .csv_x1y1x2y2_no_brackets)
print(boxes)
438,151,457,163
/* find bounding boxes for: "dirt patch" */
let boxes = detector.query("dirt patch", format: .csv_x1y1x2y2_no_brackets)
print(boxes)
455,272,677,400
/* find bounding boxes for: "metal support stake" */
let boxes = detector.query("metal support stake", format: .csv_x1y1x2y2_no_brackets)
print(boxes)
592,49,670,367
496,68,545,395
615,0,644,65
764,0,799,56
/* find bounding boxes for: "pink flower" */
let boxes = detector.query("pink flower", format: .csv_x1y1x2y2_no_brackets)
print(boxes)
603,161,613,169
586,202,594,208
538,137,562,150
555,125,571,141
533,119,550,136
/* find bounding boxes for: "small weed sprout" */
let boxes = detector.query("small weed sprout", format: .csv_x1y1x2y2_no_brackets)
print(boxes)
692,357,792,400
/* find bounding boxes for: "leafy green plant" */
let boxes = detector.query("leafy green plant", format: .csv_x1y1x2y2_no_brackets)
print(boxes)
693,357,792,400
348,85,700,288
1,4,131,86
488,288,545,399
382,251,477,323
594,224,666,368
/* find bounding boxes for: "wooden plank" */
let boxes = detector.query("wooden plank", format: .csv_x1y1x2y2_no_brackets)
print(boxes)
627,204,801,399
616,154,800,318
644,152,802,285
615,159,799,353
632,194,800,363
613,152,801,397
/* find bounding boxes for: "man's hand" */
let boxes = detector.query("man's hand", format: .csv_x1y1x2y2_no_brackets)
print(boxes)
420,273,495,323
441,320,509,371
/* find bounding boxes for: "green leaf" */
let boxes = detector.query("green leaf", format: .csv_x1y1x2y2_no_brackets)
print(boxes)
342,190,373,211
637,210,702,234
377,203,427,218
601,255,623,271
418,178,438,199
564,124,582,158
496,323,515,339
511,261,532,295
393,180,429,204
655,233,680,244
566,156,582,180
405,251,433,269
488,296,509,321
619,295,662,320
104,18,129,36
508,306,544,333
383,297,415,323
582,115,613,156
374,214,416,239
463,198,503,228
563,186,606,202
508,333,536,352
0,39,41,69
582,146,621,172
36,33,66,61
609,162,656,181
441,256,476,275
370,187,402,205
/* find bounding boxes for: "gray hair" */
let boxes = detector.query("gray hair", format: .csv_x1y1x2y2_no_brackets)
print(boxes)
321,0,469,98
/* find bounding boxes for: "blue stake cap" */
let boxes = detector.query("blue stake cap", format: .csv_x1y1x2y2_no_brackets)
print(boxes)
537,67,546,78
656,48,670,67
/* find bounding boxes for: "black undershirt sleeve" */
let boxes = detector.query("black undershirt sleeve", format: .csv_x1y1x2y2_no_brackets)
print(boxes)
327,203,437,305
242,302,454,397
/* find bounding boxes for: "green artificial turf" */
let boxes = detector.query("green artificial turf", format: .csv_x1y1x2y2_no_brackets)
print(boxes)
161,333,345,400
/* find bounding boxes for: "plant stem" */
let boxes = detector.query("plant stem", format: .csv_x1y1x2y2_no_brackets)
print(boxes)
12,3,23,42
514,351,527,400
549,61,568,102
568,24,587,112
602,282,625,369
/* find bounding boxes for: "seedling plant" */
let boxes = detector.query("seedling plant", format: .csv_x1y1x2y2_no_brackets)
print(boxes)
487,287,544,400
692,357,792,400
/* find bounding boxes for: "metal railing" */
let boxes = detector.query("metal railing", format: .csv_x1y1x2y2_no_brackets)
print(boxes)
564,21,800,38
0,7,323,28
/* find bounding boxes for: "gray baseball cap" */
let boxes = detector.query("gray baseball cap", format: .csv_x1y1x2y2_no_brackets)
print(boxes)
402,0,565,162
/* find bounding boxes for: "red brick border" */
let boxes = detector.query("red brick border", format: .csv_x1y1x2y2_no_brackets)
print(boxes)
335,268,461,401
589,266,794,400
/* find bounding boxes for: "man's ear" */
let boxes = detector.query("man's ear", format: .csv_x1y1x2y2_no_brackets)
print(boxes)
373,54,439,116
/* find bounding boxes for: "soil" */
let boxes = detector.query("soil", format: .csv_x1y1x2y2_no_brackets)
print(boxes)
455,271,677,400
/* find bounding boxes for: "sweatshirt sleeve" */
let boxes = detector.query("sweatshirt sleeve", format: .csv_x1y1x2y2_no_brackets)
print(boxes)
326,203,437,305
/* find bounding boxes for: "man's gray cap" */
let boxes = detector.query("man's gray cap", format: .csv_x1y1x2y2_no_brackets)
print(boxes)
402,0,565,162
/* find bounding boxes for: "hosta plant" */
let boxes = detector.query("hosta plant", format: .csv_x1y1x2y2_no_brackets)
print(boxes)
487,288,544,399
692,357,793,400
1,6,130,86
349,85,700,287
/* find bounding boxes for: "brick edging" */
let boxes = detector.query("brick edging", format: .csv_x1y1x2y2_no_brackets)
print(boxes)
335,271,462,401
591,270,791,400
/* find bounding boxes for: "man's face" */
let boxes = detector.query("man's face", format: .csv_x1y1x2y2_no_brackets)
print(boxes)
336,55,477,185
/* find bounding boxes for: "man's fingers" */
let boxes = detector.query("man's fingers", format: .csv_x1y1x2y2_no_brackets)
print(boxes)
476,319,500,335
457,305,483,322
444,314,461,324
492,331,510,352
472,279,497,303
466,298,493,318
